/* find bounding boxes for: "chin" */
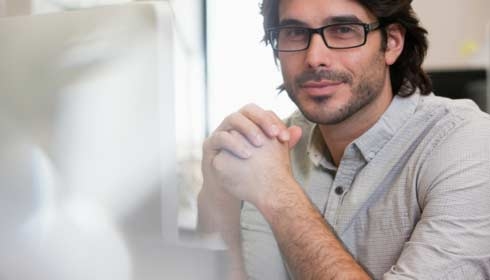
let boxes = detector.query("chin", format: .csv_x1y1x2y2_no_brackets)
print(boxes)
295,99,352,125
304,112,348,125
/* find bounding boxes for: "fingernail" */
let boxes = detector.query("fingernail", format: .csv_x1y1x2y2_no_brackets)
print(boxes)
254,133,264,146
242,149,251,158
269,125,279,136
279,130,290,141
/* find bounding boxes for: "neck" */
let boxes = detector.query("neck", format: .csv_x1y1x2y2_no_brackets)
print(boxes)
319,85,393,167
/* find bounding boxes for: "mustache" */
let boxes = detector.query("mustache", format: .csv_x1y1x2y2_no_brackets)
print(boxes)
296,70,353,86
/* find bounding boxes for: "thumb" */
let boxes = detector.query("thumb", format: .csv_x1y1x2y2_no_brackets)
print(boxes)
287,126,302,149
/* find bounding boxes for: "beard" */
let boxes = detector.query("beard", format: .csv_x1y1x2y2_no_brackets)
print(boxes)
284,52,386,125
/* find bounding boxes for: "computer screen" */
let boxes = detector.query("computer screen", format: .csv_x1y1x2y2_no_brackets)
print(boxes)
428,69,487,112
0,2,205,279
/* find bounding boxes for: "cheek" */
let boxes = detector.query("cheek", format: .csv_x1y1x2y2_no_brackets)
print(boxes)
340,51,380,86
278,56,300,83
340,52,364,74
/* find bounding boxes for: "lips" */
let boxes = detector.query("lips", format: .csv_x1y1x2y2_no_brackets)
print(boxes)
300,80,344,97
302,80,343,88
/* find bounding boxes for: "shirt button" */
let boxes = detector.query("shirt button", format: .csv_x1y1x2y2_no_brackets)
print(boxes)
334,186,344,195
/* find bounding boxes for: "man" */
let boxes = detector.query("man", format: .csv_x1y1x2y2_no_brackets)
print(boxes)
198,0,490,279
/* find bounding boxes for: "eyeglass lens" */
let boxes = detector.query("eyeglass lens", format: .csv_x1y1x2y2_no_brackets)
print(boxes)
272,23,367,51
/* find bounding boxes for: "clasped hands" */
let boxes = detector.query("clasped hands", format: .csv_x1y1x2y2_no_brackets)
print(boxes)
202,104,302,209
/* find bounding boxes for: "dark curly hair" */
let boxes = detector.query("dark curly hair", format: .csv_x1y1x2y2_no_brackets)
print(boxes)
260,0,432,96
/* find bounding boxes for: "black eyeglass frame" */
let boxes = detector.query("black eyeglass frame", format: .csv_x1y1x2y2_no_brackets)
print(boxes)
267,22,382,52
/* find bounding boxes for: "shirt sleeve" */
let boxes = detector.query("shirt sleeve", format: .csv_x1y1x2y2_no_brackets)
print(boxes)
384,115,490,279
240,201,291,280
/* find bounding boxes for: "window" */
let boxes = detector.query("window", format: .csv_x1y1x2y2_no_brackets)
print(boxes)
206,0,296,131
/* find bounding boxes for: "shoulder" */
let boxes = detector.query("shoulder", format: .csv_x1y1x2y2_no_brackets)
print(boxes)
412,95,490,206
416,94,490,124
394,98,490,277
414,94,490,153
407,94,490,159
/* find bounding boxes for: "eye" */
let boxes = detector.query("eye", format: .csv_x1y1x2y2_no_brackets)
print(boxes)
325,24,363,39
282,28,308,41
332,25,356,34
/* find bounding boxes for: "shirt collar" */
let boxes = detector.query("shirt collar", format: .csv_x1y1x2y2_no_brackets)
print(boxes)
354,91,420,162
307,91,420,167
307,124,337,170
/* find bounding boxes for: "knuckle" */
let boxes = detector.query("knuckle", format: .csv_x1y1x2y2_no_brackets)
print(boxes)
203,135,217,149
240,103,262,117
206,131,226,148
213,131,228,145
211,152,225,172
241,103,258,111
227,112,243,125
267,112,286,129
266,110,280,120
223,112,235,123
229,130,241,137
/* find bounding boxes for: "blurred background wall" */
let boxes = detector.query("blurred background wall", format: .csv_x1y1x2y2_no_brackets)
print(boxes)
412,0,489,111
206,0,489,131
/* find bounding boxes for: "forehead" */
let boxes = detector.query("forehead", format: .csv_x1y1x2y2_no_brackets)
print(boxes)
278,0,375,26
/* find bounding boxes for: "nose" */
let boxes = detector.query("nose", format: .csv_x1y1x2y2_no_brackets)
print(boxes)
304,33,333,69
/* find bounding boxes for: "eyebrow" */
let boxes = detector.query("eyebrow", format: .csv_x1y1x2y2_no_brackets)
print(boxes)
278,15,363,27
327,15,363,24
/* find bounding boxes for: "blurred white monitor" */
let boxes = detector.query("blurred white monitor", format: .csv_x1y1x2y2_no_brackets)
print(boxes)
0,2,197,279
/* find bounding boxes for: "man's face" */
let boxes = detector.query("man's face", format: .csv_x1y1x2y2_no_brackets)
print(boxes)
278,0,392,125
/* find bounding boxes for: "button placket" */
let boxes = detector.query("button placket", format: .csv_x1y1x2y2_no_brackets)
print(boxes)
323,146,364,226
334,186,344,195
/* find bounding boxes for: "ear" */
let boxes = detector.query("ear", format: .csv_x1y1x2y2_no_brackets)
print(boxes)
384,23,405,66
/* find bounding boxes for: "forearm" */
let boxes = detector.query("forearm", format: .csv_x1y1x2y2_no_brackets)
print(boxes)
197,188,246,279
258,179,370,280
197,187,238,231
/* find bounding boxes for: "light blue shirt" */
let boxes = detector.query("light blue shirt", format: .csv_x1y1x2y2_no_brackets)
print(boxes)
241,92,490,279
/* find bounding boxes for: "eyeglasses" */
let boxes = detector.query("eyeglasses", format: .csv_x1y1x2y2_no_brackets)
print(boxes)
267,22,381,52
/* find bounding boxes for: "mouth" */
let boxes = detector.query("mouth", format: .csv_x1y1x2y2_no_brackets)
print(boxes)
299,80,344,97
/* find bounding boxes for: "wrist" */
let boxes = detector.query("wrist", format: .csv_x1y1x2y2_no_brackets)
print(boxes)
202,183,239,204
255,176,305,221
198,184,241,231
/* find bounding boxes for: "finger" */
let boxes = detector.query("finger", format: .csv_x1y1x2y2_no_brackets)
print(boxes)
239,104,285,138
211,149,244,186
287,125,303,149
216,112,265,147
207,130,253,159
265,110,291,142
